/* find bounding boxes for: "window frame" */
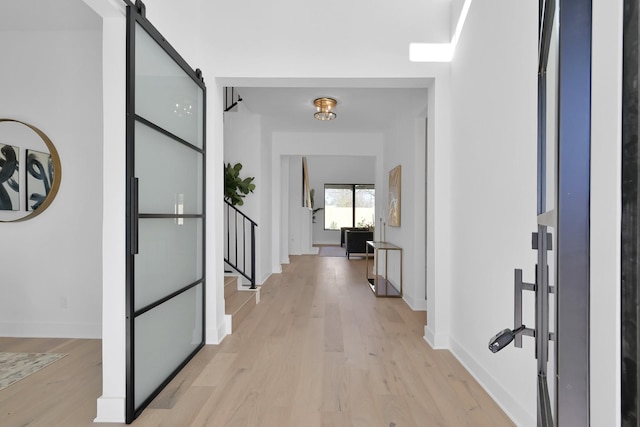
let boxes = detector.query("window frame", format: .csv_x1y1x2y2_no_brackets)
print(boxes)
323,183,375,231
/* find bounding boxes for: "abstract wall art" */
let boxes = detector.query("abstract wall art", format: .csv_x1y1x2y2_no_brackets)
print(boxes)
388,165,401,227
0,143,19,211
26,149,53,211
0,118,62,222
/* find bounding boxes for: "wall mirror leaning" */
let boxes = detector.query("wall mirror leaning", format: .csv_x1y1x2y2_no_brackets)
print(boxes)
0,119,61,222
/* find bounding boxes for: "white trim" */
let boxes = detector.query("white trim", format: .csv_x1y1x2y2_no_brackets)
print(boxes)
403,295,428,311
449,336,535,427
92,2,127,423
94,396,125,423
0,322,101,339
224,314,232,337
206,316,230,345
424,325,449,349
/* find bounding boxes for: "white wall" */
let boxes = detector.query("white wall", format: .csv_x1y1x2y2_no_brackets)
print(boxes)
382,107,428,311
0,24,103,338
306,155,376,245
447,0,538,425
443,1,625,426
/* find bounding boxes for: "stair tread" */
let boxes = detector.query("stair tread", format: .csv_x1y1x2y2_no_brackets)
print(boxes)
225,290,256,315
224,275,239,299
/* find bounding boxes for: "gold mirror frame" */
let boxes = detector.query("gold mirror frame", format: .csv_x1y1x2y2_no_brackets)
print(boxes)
0,119,62,223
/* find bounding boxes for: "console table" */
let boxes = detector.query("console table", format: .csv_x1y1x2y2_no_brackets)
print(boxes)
365,241,402,297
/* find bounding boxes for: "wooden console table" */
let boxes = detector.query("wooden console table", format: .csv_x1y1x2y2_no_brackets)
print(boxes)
365,241,402,297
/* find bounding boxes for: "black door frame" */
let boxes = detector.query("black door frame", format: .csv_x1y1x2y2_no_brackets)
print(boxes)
622,0,639,424
535,0,592,424
539,0,592,424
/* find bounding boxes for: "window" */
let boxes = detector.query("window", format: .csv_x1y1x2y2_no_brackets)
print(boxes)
324,184,375,230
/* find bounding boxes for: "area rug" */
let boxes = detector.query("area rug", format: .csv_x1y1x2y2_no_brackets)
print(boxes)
317,245,346,257
0,352,67,391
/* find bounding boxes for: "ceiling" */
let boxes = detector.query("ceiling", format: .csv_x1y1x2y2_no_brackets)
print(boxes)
2,2,429,134
236,87,428,133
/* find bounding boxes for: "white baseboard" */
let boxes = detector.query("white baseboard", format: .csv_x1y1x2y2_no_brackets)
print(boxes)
94,395,125,423
449,336,535,427
260,272,272,285
413,299,428,311
205,328,218,344
0,321,101,339
206,319,229,345
402,294,428,311
424,325,449,349
224,314,232,336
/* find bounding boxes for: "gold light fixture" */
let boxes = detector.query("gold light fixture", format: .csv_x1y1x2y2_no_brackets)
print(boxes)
313,97,337,120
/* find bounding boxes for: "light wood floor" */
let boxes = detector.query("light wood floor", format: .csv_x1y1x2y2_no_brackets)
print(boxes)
0,255,514,427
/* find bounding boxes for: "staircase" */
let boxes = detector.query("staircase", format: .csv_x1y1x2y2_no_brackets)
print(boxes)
223,199,259,332
224,274,260,332
224,200,257,288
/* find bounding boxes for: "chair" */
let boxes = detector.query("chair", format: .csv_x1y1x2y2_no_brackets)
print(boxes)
345,230,374,259
340,227,369,247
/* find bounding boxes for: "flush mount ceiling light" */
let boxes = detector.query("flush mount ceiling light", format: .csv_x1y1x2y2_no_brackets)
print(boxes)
313,97,337,121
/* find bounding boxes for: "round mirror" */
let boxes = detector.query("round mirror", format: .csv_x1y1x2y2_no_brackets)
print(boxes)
0,119,61,222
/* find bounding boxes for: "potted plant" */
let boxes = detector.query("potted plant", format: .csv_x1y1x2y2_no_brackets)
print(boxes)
224,162,255,206
310,188,323,223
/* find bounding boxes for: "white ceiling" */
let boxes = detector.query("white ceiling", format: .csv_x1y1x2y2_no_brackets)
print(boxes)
236,87,428,133
2,1,429,134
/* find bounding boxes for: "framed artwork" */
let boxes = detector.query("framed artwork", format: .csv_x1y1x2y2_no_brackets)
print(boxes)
388,165,401,227
302,157,312,208
0,143,19,211
26,149,53,211
0,118,62,222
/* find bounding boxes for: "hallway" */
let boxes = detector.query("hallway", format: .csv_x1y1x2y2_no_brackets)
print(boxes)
1,255,513,426
119,254,513,426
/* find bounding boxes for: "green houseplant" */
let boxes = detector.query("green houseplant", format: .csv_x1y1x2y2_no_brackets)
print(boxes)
224,162,256,206
310,188,323,223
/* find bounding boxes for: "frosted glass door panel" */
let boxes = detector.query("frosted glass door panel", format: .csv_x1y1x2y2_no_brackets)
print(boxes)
134,284,203,409
135,218,203,310
135,122,203,215
135,24,203,149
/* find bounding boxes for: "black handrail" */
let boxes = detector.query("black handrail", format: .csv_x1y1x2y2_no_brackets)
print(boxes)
224,87,242,112
224,200,257,289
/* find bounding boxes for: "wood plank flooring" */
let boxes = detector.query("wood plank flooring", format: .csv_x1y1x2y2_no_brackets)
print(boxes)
0,255,514,427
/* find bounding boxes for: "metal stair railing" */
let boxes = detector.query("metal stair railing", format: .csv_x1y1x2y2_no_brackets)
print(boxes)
224,199,257,289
